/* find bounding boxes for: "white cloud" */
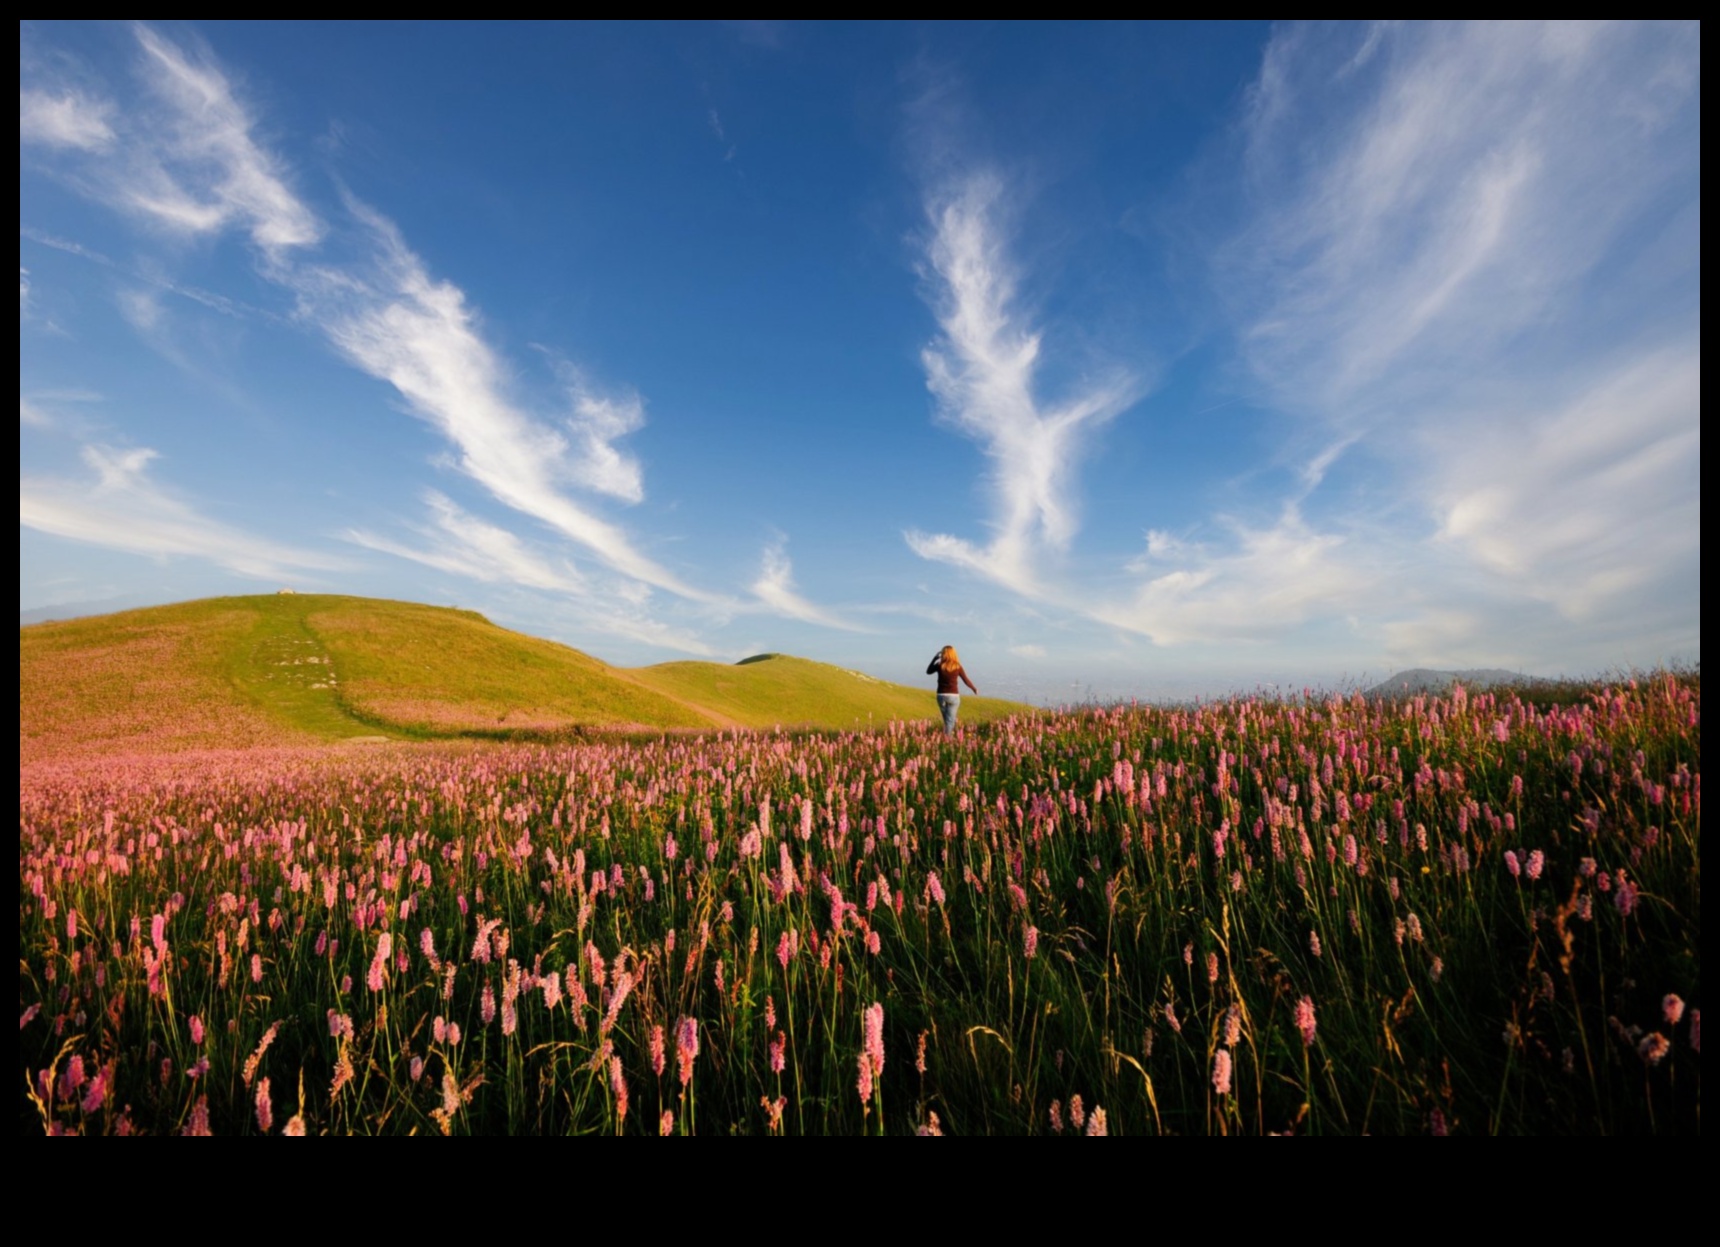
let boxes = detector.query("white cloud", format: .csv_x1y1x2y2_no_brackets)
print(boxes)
1101,506,1371,646
20,397,51,428
750,539,865,631
24,25,725,626
20,88,114,151
128,27,322,255
117,287,164,333
1009,643,1046,658
20,442,345,579
905,174,1137,597
309,204,712,601
21,31,321,257
346,490,585,594
1231,21,1698,423
1154,20,1703,664
1429,345,1699,617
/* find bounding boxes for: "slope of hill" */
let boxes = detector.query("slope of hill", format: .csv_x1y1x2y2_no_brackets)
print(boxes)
629,654,1022,730
20,594,1034,759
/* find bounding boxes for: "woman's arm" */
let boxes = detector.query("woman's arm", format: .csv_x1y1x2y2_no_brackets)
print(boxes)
927,656,941,675
960,667,978,695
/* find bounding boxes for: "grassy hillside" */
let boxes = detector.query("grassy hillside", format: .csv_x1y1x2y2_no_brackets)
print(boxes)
19,600,318,762
632,654,1023,729
305,599,710,734
21,594,1034,758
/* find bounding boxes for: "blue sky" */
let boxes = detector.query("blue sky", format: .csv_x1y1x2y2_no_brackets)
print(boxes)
21,21,1701,701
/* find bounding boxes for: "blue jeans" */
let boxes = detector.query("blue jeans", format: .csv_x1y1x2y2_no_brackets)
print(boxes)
937,693,960,735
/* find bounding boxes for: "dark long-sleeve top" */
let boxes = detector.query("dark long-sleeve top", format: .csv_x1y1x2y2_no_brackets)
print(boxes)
927,657,978,696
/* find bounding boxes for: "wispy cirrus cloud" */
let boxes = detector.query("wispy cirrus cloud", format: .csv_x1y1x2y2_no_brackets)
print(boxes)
20,25,737,626
1100,505,1372,647
20,442,345,579
346,490,585,595
1231,21,1698,423
1110,21,1700,665
905,174,1137,597
19,88,114,151
305,203,713,601
21,24,876,646
751,538,865,632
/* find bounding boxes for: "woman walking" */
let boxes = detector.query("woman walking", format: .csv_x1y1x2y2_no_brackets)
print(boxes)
927,645,978,736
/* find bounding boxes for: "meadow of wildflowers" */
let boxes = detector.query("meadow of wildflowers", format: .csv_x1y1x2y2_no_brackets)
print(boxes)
20,676,1699,1134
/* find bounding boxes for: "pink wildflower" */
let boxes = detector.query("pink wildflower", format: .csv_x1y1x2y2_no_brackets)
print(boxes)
676,1016,699,1087
1069,1094,1085,1130
1526,850,1545,881
769,1031,786,1075
1206,951,1219,983
856,1051,874,1103
925,872,946,906
189,1014,205,1045
1049,1100,1063,1133
1084,1106,1108,1136
1637,1033,1671,1066
765,996,777,1030
367,931,391,992
863,1001,886,1078
660,1110,674,1136
283,1115,306,1136
1212,1048,1232,1096
1223,1004,1242,1048
610,1055,629,1123
183,1096,211,1136
481,981,496,1026
254,1078,273,1133
1023,925,1039,959
1294,996,1317,1047
1504,850,1521,878
80,1066,107,1113
1308,930,1322,958
1663,994,1685,1026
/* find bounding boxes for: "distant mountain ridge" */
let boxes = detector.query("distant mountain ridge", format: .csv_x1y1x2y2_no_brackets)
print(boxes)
1363,667,1536,698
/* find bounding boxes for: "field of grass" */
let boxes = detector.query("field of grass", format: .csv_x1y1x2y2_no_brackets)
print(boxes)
19,674,1699,1135
20,595,1034,756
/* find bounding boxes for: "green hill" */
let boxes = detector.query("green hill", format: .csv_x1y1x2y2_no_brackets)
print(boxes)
20,593,1033,759
631,653,1021,730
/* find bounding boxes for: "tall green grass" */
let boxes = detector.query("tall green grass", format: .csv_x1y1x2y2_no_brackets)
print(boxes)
20,675,1699,1134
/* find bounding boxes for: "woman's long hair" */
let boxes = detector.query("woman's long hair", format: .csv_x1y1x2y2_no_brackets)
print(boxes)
939,645,961,673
